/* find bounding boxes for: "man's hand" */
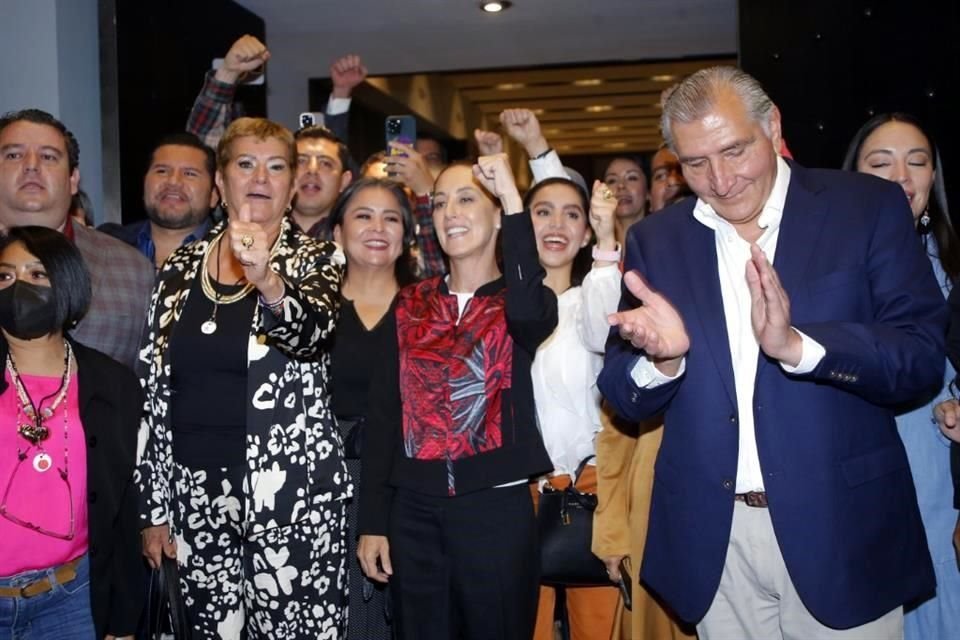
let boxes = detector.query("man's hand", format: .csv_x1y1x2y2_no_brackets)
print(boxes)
330,54,368,99
216,35,270,85
608,271,690,376
934,399,960,443
500,109,549,158
745,244,802,366
473,153,522,215
358,535,393,583
474,129,504,156
385,141,433,196
141,524,177,570
589,180,618,254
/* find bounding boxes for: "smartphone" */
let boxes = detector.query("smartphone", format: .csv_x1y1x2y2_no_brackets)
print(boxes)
617,557,633,611
299,112,325,130
385,115,416,155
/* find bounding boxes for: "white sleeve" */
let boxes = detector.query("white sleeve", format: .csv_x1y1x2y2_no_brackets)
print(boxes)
325,97,352,116
779,328,827,374
630,355,686,388
577,264,622,353
528,149,567,184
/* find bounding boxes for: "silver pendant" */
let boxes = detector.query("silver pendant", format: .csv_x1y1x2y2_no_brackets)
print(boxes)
33,452,53,473
201,319,218,335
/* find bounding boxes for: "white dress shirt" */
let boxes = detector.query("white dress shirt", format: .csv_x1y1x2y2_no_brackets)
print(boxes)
629,156,825,492
532,265,621,477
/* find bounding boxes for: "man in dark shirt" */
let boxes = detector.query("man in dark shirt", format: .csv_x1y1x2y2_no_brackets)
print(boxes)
101,133,217,269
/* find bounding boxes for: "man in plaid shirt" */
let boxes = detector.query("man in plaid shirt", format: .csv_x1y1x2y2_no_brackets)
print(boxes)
0,109,153,370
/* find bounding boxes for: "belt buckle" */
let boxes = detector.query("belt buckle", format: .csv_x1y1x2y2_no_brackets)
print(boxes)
741,491,768,508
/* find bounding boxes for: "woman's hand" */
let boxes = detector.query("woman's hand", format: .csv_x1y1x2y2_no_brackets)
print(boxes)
472,153,522,215
601,554,627,582
589,180,618,253
385,141,434,196
358,535,393,584
474,128,504,156
141,524,176,570
227,204,285,301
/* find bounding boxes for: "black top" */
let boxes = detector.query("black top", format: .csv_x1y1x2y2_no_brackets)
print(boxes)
169,274,255,467
329,298,397,419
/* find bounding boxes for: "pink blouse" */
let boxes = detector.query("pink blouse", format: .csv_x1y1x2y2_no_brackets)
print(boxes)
0,370,88,576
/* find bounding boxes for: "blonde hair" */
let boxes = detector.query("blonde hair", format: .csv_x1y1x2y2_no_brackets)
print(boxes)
216,117,296,174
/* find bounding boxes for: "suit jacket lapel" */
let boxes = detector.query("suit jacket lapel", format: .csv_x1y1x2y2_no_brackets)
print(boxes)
682,211,737,408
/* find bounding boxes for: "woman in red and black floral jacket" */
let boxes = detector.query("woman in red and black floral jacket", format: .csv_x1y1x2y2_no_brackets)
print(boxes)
358,154,557,640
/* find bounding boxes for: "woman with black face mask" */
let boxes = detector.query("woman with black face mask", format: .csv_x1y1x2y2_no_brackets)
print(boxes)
0,226,143,640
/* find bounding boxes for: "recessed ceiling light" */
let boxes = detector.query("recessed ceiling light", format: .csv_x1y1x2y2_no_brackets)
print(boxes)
544,128,561,135
585,105,613,113
652,74,676,82
558,145,572,151
595,126,620,133
573,78,603,87
481,1,512,12
532,108,545,115
606,142,627,149
495,82,525,90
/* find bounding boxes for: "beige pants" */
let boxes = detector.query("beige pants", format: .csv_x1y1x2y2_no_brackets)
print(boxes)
698,501,903,640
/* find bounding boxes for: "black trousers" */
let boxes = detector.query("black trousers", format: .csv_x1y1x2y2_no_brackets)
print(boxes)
388,483,539,640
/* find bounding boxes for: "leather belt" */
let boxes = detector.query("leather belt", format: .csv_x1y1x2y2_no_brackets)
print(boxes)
734,491,768,508
0,557,82,599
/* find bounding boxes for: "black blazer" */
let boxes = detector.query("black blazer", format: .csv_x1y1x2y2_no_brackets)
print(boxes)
0,337,144,637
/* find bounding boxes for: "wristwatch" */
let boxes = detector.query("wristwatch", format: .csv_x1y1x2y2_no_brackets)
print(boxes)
592,243,621,262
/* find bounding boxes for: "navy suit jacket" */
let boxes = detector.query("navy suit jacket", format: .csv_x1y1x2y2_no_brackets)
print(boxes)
598,162,943,628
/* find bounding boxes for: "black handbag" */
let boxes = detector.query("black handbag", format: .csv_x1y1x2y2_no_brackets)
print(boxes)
537,455,610,586
144,554,193,640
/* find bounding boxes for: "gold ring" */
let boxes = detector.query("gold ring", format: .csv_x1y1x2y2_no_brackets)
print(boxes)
241,234,254,249
600,186,614,200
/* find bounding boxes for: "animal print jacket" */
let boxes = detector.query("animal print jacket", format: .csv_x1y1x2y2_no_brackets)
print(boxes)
135,218,350,536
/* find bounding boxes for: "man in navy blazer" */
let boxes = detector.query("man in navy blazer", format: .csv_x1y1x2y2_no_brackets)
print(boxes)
598,67,944,639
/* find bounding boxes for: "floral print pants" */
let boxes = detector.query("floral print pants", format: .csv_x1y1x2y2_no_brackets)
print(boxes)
171,461,348,639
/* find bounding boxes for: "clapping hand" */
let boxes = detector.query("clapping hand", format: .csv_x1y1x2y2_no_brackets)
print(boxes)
608,271,690,376
745,244,802,366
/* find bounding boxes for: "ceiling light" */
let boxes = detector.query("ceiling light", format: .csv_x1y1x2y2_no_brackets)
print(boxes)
595,126,620,133
652,74,676,82
544,128,561,135
495,82,525,90
481,1,512,12
585,105,613,113
605,142,627,149
573,78,603,87
532,108,545,115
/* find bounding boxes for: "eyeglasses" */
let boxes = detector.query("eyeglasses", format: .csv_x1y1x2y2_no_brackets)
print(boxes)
0,451,75,541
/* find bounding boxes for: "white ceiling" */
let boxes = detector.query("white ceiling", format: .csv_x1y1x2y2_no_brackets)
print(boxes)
235,0,738,75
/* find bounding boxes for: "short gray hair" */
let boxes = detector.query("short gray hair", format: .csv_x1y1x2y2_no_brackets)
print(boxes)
660,66,775,150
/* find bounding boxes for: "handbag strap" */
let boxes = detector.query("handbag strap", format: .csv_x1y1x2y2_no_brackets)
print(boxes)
162,555,191,639
572,455,596,484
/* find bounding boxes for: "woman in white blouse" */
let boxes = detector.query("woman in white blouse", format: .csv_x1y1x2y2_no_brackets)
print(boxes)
527,177,622,640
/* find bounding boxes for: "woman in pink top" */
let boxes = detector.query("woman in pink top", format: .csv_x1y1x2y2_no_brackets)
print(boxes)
0,226,143,639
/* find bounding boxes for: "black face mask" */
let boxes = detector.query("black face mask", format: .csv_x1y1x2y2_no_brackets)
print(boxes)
0,281,58,340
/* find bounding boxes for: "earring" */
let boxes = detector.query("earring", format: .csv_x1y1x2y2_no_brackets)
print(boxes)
285,205,293,214
920,210,931,228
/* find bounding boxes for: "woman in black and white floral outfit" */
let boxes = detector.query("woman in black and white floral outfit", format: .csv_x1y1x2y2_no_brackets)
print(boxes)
136,117,349,639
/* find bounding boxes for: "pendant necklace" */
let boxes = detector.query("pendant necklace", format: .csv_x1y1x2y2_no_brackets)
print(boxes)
200,232,253,335
6,340,73,474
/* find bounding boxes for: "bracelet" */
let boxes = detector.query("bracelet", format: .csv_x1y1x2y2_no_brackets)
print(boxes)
592,243,621,263
259,287,286,313
532,147,553,160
